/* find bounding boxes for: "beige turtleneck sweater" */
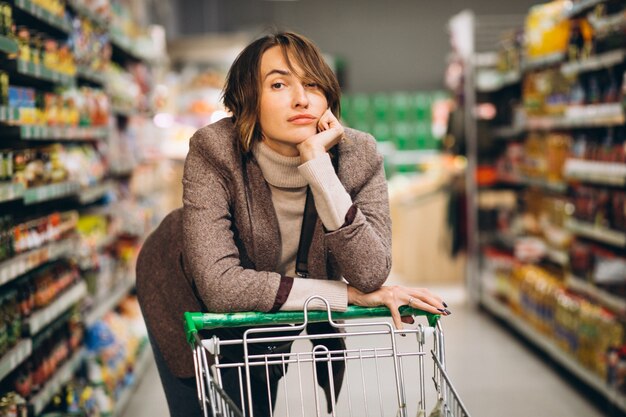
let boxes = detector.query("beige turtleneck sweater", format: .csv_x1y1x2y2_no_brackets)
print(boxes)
253,141,352,311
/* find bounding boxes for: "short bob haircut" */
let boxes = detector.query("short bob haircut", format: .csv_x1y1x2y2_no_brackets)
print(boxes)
222,31,341,153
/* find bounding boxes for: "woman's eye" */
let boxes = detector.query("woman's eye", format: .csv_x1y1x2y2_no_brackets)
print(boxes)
305,82,319,88
271,82,285,89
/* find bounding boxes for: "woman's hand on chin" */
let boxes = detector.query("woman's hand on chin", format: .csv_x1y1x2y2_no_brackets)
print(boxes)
297,108,344,163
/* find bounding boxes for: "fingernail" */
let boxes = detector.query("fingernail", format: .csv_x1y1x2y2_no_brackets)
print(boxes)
437,308,446,313
444,309,452,315
443,301,448,308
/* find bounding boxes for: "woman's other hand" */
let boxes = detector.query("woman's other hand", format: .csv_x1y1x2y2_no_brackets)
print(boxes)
297,108,344,162
347,285,450,330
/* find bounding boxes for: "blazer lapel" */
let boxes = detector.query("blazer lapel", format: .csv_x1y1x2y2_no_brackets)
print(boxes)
244,159,281,272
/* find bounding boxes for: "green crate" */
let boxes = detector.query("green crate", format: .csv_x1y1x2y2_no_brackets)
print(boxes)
340,96,352,124
371,94,391,123
390,92,412,123
350,94,370,123
413,94,432,124
414,122,430,150
392,122,413,150
371,122,392,141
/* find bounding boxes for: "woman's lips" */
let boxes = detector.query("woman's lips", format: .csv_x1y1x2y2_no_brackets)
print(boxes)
288,114,317,124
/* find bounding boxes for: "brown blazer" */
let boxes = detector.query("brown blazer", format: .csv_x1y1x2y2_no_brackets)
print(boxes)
136,117,391,378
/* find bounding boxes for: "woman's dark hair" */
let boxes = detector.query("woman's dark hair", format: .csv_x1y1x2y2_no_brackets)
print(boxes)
222,32,341,152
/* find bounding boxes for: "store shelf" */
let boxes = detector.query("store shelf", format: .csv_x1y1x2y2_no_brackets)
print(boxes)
493,176,568,193
0,339,32,381
24,280,87,335
521,177,568,193
477,70,522,93
0,237,77,287
526,103,625,130
564,0,606,19
564,159,626,186
76,66,107,86
11,124,109,141
481,292,626,414
0,106,20,125
545,246,569,266
523,52,566,72
0,35,19,55
0,182,25,204
14,0,72,34
566,274,626,314
565,218,626,247
561,49,626,76
15,59,75,86
491,125,525,139
29,347,86,416
84,277,134,327
78,180,115,205
23,181,81,205
112,343,153,417
110,31,149,63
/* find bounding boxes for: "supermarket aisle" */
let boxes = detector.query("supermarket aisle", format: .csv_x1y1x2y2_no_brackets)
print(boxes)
121,285,605,417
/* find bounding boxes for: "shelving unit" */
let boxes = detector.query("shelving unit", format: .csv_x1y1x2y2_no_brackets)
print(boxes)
0,339,33,381
0,0,166,414
0,183,25,204
566,274,626,315
565,218,626,248
0,237,78,286
561,49,626,76
78,180,115,205
84,276,134,327
13,0,72,34
24,280,87,335
111,344,153,417
0,35,19,55
481,293,626,414
15,59,75,86
452,2,626,411
564,159,626,186
76,66,106,86
3,124,110,141
23,181,81,205
28,348,86,416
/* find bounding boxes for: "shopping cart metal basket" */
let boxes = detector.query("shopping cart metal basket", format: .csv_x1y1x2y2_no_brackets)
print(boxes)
184,297,470,417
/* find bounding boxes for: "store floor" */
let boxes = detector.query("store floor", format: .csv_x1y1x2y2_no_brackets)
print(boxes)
121,284,606,417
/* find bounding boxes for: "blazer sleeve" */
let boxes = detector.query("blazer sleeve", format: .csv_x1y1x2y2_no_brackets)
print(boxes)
324,140,392,293
181,134,289,313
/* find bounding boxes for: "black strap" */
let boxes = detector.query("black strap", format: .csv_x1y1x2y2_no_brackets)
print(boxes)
295,148,339,278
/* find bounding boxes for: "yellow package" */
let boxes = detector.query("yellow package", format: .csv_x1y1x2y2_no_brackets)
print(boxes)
525,0,571,59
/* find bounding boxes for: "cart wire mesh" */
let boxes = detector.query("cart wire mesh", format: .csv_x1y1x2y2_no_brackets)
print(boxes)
185,297,471,417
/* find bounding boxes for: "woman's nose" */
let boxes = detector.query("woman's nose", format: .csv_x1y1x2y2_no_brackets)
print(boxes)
292,84,309,108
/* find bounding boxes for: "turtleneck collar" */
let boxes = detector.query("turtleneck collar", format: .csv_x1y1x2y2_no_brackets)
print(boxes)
253,141,307,188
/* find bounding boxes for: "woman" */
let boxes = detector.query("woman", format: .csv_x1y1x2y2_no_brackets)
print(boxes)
136,31,449,417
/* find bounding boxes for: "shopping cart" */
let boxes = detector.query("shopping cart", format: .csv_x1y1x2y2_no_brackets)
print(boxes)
184,297,471,417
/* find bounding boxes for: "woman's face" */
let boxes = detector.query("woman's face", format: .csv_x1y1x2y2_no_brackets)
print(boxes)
258,46,328,157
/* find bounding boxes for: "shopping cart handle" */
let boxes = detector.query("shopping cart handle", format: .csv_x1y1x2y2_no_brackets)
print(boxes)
184,305,439,345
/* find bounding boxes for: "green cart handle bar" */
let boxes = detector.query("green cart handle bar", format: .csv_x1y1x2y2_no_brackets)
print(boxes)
184,305,439,346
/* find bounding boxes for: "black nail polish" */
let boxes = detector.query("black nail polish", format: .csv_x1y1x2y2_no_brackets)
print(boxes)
444,309,452,315
437,308,446,313
443,301,448,308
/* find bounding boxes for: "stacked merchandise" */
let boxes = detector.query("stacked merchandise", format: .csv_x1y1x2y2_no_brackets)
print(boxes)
472,0,626,410
43,295,147,417
0,0,167,415
341,91,450,175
